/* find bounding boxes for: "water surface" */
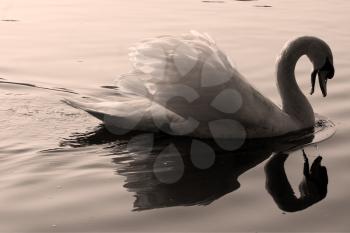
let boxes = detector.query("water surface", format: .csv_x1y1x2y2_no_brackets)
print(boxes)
1,0,350,232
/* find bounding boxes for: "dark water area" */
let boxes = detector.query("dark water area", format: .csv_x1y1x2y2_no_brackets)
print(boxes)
59,119,333,211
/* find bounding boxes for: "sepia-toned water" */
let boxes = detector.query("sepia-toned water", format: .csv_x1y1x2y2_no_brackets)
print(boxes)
1,0,349,232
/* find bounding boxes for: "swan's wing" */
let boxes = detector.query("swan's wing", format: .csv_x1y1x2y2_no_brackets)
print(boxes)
125,30,239,89
62,98,132,121
117,31,244,121
62,97,156,134
62,98,198,135
62,32,250,136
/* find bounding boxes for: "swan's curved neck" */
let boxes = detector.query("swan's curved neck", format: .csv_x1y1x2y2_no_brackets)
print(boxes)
277,37,315,128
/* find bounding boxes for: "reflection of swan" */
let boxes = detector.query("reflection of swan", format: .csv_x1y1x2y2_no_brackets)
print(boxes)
60,127,328,212
265,150,328,212
63,31,335,138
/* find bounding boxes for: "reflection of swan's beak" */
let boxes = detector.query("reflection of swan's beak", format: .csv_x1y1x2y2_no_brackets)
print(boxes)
310,156,328,188
301,152,328,200
312,155,322,167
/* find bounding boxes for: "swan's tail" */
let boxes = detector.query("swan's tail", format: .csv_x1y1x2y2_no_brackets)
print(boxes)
62,98,106,121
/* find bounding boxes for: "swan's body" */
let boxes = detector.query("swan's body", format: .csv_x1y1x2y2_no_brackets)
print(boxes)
64,31,334,138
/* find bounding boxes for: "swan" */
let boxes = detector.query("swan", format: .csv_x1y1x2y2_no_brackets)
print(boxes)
64,31,335,138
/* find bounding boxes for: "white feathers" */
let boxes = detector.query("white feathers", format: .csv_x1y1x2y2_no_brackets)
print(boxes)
116,31,237,98
63,31,248,138
117,72,151,97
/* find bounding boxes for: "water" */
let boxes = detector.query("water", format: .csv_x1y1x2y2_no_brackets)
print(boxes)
1,0,350,231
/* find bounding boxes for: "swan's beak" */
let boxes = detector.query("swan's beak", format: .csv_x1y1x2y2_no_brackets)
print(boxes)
318,71,328,97
310,57,334,97
320,57,334,97
310,70,317,95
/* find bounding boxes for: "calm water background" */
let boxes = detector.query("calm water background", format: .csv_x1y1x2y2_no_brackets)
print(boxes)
1,0,350,232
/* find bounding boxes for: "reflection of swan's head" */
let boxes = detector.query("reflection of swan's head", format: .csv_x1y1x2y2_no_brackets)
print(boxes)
307,37,335,97
265,150,328,212
299,155,328,201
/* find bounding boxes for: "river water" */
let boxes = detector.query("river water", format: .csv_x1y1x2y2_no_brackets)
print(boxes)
1,0,349,232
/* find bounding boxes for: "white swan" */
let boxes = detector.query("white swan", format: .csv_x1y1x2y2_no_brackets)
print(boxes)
64,31,335,138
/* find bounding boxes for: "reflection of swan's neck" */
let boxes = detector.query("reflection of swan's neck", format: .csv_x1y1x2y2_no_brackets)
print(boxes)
277,37,315,128
265,153,322,212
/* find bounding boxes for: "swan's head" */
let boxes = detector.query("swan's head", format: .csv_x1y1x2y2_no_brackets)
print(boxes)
307,38,335,97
